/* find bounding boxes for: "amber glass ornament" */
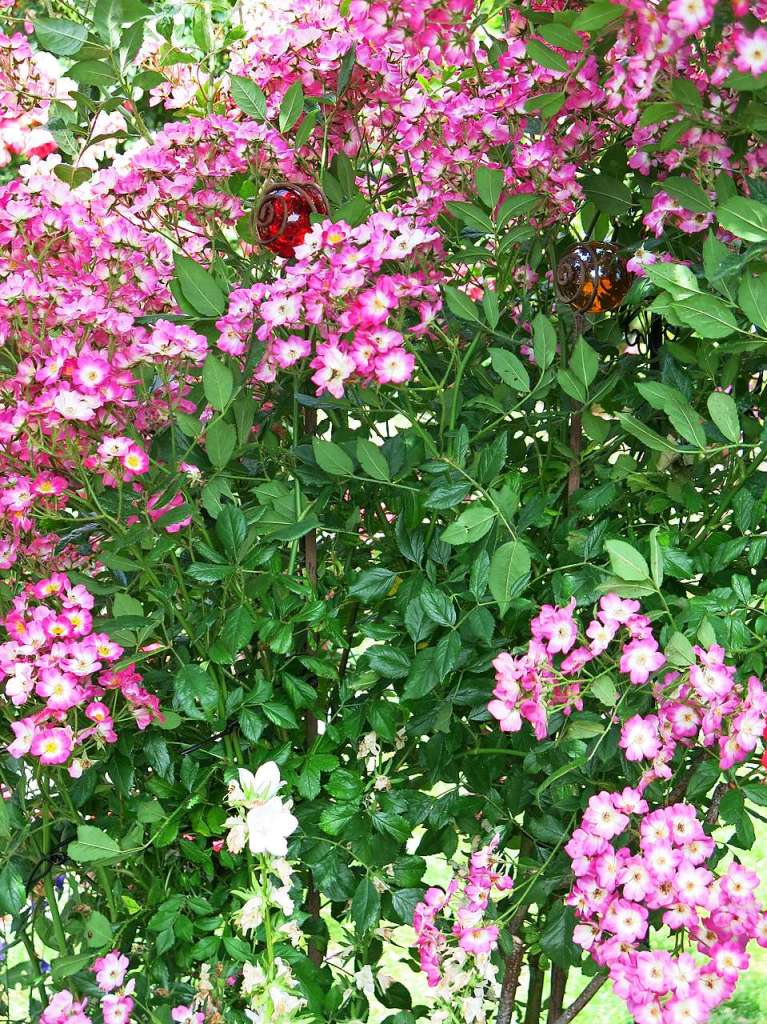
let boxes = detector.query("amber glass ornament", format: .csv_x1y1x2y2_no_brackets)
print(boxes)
555,241,631,314
256,182,329,258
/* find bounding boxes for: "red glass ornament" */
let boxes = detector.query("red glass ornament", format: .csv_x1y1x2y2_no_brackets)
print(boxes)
555,241,631,314
256,182,328,258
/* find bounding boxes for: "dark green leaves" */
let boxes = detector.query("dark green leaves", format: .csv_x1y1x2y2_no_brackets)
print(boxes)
35,17,88,56
351,877,380,933
313,438,354,476
230,76,267,120
173,254,226,317
68,825,122,863
490,348,530,391
605,540,650,581
526,39,569,73
279,81,304,133
489,539,531,613
202,355,234,411
581,173,632,216
717,196,767,242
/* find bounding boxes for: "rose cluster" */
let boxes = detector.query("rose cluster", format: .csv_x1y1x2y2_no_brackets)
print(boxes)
215,212,442,396
413,838,513,989
566,789,767,1024
488,593,767,781
40,950,135,1024
1,572,161,773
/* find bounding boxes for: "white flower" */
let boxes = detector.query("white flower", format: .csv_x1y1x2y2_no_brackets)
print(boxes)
241,962,266,995
462,990,486,1024
238,895,263,934
229,762,284,809
271,884,294,916
354,965,375,1000
225,815,248,854
246,798,298,857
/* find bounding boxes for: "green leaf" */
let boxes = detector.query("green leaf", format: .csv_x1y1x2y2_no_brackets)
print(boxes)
717,197,767,242
68,825,121,863
490,348,530,391
352,877,380,933
444,285,481,323
441,505,496,545
356,438,390,481
202,355,234,411
216,505,247,558
538,23,583,51
498,193,540,227
475,167,505,210
526,38,569,73
557,368,586,404
230,76,267,120
673,293,738,339
483,289,500,329
738,273,767,332
206,420,237,468
540,905,579,969
421,587,456,628
84,910,113,948
707,392,740,443
666,400,706,448
636,381,687,410
349,568,396,600
488,540,531,613
671,78,703,113
616,412,678,453
0,862,25,915
93,0,124,45
571,2,622,31
52,953,95,982
581,174,632,216
313,438,354,476
644,262,700,300
570,338,598,387
173,254,226,317
659,176,712,214
446,201,494,234
605,539,650,581
279,81,304,133
67,60,118,88
368,646,411,679
591,673,618,705
524,91,567,119
532,313,557,369
34,17,88,56
665,631,695,667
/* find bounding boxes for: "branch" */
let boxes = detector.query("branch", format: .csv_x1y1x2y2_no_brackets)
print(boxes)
497,936,524,1024
547,964,569,1022
550,974,607,1024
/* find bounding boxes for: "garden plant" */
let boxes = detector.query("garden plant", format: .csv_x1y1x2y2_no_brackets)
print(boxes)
2,0,767,1022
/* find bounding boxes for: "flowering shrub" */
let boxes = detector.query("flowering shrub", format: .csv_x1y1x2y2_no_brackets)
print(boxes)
2,0,767,1023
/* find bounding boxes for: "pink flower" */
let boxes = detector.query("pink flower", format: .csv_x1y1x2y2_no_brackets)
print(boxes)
30,726,73,765
619,638,666,685
457,924,499,954
93,950,129,993
374,348,415,385
734,27,767,75
620,714,661,761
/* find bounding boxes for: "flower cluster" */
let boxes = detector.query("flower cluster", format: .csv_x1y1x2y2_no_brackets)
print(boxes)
2,572,161,773
413,838,513,989
40,949,134,1024
225,763,299,858
566,789,767,1024
215,212,442,396
488,593,767,778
